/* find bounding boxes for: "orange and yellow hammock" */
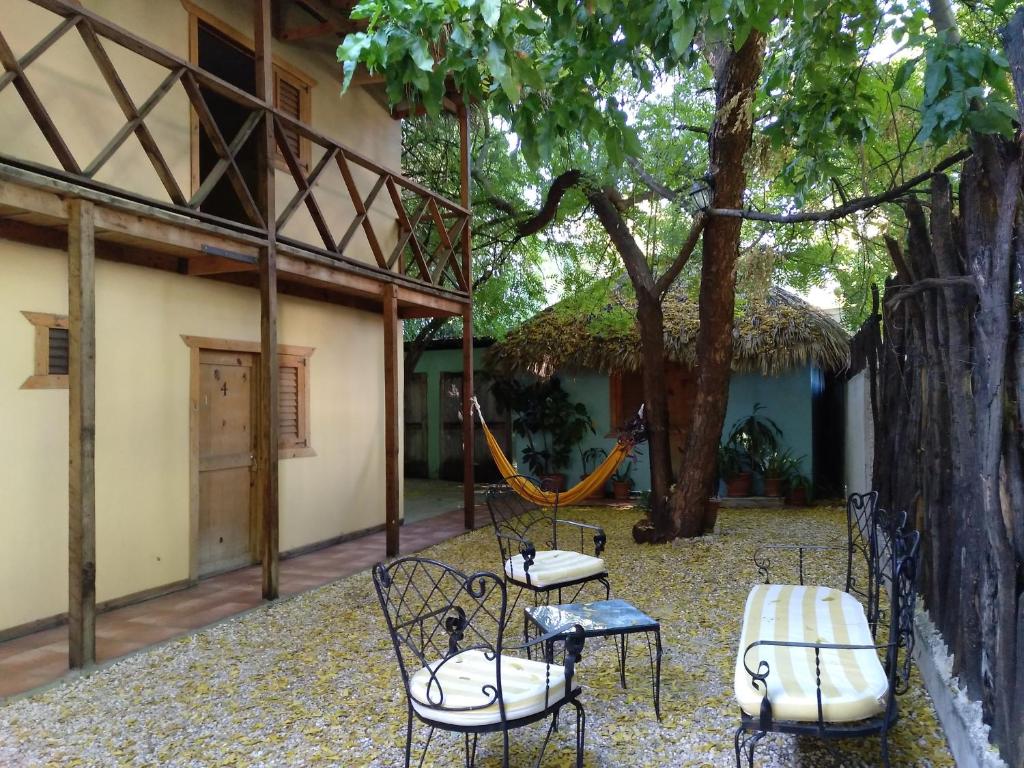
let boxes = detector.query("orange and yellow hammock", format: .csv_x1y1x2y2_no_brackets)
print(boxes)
472,398,634,506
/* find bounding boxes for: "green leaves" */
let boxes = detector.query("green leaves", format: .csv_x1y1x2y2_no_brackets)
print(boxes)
410,38,434,71
481,0,501,28
918,36,1015,144
671,14,697,56
891,58,917,93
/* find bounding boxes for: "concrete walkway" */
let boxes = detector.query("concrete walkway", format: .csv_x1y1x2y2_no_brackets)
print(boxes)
0,503,485,700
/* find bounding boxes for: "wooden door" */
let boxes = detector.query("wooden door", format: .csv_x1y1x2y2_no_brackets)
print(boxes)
440,372,509,481
197,350,258,576
404,373,428,478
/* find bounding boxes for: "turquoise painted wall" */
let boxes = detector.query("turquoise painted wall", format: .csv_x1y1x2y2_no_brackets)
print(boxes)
722,368,814,492
506,367,815,493
411,347,815,491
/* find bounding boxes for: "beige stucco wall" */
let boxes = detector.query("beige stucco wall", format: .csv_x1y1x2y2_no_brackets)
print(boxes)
3,0,401,264
0,238,396,632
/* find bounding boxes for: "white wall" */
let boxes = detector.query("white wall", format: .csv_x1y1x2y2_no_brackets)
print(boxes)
844,370,873,495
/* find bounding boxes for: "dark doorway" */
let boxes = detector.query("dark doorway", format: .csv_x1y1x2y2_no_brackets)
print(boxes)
196,21,259,224
812,368,846,497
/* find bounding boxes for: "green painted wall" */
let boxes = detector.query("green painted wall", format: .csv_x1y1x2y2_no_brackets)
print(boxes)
412,348,816,492
411,346,474,479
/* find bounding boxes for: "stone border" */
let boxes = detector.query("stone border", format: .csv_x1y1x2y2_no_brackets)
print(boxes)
913,609,1007,768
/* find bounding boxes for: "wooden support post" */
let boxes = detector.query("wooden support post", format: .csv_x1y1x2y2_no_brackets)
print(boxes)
68,198,96,669
255,0,279,600
383,283,400,557
458,103,475,530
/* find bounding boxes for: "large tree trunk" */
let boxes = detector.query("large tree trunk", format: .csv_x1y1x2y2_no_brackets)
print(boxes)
669,32,766,537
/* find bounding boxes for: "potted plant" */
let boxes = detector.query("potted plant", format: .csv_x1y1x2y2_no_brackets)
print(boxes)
786,473,812,506
762,449,802,497
718,441,752,497
579,446,608,500
726,403,784,477
611,460,635,500
496,377,595,491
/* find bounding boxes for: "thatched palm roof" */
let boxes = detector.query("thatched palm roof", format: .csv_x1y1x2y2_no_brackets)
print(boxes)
487,285,850,377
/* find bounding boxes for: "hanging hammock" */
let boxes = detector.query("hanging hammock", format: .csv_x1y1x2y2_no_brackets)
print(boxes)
472,397,643,506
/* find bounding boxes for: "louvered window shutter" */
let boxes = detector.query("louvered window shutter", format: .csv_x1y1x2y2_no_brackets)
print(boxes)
275,73,307,170
279,364,300,445
47,327,70,375
277,353,308,452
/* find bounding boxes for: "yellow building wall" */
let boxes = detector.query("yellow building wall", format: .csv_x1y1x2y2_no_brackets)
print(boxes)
0,238,396,632
1,0,401,265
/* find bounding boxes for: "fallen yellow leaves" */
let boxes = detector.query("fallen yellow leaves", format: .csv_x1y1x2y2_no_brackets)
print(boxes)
0,506,954,767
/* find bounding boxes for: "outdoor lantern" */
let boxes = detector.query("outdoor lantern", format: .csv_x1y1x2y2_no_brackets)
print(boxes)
688,178,713,210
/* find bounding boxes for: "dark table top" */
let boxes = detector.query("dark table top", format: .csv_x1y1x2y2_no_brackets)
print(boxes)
525,598,659,636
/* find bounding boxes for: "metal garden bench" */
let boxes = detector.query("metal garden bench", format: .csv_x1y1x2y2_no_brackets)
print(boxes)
734,493,919,767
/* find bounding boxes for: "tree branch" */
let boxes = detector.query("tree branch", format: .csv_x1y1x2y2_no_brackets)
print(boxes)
708,149,972,223
626,157,685,205
655,213,707,297
884,275,978,306
515,170,583,236
679,123,710,137
587,188,657,295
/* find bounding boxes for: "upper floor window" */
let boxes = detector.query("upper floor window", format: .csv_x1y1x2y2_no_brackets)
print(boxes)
186,4,315,222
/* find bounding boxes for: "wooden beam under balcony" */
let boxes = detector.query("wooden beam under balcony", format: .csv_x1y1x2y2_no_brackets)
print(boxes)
383,283,400,557
255,0,280,603
0,169,468,313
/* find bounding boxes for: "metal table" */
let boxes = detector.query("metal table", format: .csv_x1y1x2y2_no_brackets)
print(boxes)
525,598,662,719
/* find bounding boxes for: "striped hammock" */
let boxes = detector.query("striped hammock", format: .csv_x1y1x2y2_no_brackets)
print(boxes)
472,398,635,506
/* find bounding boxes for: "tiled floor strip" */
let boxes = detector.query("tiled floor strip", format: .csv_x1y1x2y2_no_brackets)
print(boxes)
0,506,487,699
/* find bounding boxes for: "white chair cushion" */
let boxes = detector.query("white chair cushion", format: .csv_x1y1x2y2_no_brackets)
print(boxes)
734,584,889,723
504,550,606,588
409,649,573,726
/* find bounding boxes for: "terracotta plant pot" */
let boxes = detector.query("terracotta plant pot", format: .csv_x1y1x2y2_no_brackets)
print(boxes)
541,473,567,492
612,480,632,500
580,474,605,501
786,486,808,506
726,472,753,497
702,498,721,534
763,476,784,497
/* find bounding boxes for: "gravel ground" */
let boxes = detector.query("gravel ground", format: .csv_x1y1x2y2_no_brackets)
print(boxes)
0,506,954,767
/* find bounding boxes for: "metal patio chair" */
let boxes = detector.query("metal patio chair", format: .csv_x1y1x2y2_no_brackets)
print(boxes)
735,518,921,767
373,556,587,768
486,476,609,614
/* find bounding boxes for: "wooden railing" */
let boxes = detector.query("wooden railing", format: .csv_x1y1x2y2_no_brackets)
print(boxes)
0,0,470,294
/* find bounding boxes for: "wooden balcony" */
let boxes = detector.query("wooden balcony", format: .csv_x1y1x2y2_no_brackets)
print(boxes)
0,0,477,668
0,0,472,318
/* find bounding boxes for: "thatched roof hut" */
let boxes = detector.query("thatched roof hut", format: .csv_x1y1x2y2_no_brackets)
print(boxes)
487,284,850,377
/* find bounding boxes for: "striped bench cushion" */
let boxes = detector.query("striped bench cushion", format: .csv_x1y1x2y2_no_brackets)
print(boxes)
409,649,572,726
734,584,889,723
504,550,605,588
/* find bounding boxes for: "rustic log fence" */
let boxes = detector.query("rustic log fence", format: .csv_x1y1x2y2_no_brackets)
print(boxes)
854,12,1024,764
